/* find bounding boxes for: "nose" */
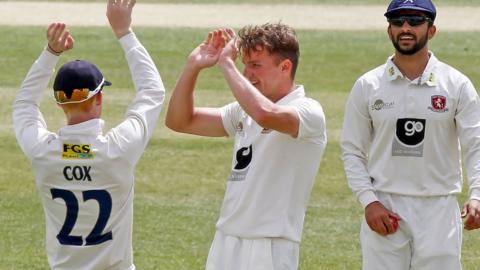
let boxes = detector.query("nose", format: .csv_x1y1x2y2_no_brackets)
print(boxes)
400,20,412,28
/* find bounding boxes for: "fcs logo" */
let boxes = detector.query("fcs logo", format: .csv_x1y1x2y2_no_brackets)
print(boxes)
62,144,93,159
403,0,414,3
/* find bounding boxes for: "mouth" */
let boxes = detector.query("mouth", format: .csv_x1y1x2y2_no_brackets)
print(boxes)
398,34,415,41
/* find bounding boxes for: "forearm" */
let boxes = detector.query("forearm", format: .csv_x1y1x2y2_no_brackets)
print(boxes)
120,32,165,140
218,58,274,122
13,48,58,156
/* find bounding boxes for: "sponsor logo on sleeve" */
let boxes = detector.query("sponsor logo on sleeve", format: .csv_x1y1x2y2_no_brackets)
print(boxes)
62,144,93,159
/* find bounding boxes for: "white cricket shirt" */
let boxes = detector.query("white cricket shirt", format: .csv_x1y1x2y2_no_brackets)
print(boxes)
13,33,165,270
342,53,480,208
218,86,326,243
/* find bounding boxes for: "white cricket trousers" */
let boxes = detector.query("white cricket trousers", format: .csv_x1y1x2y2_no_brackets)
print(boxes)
361,192,462,270
205,230,299,270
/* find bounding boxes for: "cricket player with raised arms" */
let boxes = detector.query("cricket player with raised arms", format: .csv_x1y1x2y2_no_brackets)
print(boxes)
166,24,326,270
12,0,165,269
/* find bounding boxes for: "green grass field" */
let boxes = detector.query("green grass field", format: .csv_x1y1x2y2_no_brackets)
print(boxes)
1,25,480,269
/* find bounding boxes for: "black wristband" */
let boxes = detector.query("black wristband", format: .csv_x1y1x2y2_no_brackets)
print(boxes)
47,44,62,54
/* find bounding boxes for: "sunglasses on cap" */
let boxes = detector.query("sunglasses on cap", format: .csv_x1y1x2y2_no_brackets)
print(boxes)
54,78,106,104
387,15,432,27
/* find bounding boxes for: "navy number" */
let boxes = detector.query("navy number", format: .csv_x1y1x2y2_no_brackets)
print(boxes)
51,188,113,246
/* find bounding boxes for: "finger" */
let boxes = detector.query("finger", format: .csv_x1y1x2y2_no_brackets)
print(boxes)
373,219,388,236
214,30,224,49
129,0,136,8
224,28,235,39
52,24,66,43
47,23,56,39
47,23,61,41
60,31,70,46
464,216,475,230
66,36,75,50
205,32,213,45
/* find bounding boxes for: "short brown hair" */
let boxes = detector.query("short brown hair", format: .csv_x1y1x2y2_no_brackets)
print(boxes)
238,23,299,79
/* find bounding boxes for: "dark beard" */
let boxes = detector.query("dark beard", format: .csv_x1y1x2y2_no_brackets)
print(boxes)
392,32,428,55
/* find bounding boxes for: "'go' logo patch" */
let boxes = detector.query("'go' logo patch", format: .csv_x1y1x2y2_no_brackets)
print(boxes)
392,118,426,157
62,144,94,159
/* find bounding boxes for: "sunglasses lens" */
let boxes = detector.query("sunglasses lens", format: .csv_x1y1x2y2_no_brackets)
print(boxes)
388,18,404,27
407,16,427,26
388,16,429,27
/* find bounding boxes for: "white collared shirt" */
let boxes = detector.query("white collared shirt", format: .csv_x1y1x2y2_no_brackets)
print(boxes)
218,86,327,242
342,52,480,208
12,33,165,270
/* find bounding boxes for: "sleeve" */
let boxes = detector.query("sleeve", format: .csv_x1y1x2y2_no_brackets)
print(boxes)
107,32,166,164
295,98,327,145
220,102,241,137
341,78,378,208
12,49,59,159
455,78,480,201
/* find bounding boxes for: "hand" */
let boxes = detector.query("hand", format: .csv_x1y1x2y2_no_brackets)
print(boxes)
107,0,135,39
462,199,480,230
46,23,74,55
365,201,401,236
218,28,238,64
187,29,228,70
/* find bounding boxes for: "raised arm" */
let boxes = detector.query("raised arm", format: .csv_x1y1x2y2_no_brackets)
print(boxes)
217,29,301,137
165,30,228,137
106,0,165,162
13,23,74,158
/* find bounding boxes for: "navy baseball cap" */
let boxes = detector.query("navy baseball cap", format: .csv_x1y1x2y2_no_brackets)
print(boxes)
53,60,111,104
385,0,437,21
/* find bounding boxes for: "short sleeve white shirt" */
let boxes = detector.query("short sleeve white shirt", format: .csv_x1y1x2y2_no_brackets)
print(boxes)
218,85,326,242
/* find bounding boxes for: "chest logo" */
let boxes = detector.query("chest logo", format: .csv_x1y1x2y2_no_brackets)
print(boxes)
392,118,426,157
372,99,395,111
428,95,448,113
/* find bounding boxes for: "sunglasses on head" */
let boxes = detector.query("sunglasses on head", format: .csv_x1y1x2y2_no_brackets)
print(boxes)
388,15,432,27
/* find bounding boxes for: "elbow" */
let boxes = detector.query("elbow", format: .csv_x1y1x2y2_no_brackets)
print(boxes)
165,116,181,132
249,107,271,127
165,114,190,133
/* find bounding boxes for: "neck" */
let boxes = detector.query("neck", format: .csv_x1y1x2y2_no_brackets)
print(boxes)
269,82,296,103
67,115,98,125
393,48,430,80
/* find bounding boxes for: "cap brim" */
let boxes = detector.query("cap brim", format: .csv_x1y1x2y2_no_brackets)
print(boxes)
385,7,434,18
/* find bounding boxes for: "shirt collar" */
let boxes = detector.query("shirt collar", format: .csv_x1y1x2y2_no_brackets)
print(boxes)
385,51,438,86
58,118,104,136
276,85,306,105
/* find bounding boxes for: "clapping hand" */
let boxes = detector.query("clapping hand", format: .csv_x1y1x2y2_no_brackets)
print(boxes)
46,23,74,55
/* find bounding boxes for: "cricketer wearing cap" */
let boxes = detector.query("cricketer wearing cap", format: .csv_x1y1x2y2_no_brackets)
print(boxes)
342,0,480,269
12,1,164,269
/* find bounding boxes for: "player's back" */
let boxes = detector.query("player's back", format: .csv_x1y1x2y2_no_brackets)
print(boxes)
31,118,138,270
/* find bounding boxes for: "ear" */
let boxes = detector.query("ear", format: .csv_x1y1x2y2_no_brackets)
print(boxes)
94,92,102,105
280,59,292,74
387,25,393,40
428,25,436,40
